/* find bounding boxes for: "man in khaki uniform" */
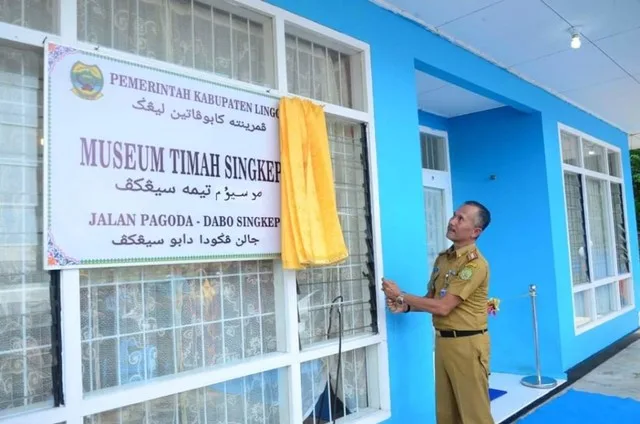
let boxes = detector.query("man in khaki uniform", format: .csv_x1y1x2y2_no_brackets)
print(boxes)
382,200,493,424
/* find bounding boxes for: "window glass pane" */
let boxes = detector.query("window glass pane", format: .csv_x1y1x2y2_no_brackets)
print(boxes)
285,33,356,109
0,45,53,411
80,260,278,393
595,283,617,318
0,0,59,33
574,290,592,327
563,172,589,285
561,131,580,166
297,121,376,348
420,133,447,171
608,150,622,177
301,347,369,422
77,0,273,88
83,368,286,423
585,178,614,279
582,139,607,173
619,279,633,308
424,187,447,268
610,183,629,274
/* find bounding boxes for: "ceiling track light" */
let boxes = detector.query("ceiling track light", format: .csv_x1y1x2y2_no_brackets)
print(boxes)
570,28,581,49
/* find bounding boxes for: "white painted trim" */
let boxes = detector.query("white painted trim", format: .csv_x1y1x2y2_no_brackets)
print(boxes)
364,342,382,411
618,181,636,313
273,258,296,423
79,353,293,416
286,361,303,423
60,270,83,424
558,123,623,153
321,102,370,123
280,265,302,422
369,0,632,135
419,126,452,374
0,405,67,424
419,126,454,246
420,125,448,140
563,164,623,184
361,42,391,414
0,22,48,47
557,123,635,334
419,125,453,178
274,15,288,92
575,305,636,336
579,153,599,324
332,408,391,424
572,273,633,293
298,335,384,363
261,11,277,92
273,262,290,353
373,334,390,413
59,0,77,42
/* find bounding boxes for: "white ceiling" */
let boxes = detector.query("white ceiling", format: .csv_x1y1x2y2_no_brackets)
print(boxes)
374,0,640,136
416,70,504,117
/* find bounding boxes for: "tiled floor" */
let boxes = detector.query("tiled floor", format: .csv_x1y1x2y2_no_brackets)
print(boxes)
490,372,566,423
571,338,640,400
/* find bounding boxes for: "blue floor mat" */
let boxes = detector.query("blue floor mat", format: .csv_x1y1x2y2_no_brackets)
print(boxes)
518,389,640,423
489,388,507,401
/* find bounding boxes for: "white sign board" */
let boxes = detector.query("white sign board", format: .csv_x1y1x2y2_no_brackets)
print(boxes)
44,42,281,269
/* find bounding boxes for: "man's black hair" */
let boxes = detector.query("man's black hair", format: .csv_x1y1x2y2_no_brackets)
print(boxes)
464,200,491,231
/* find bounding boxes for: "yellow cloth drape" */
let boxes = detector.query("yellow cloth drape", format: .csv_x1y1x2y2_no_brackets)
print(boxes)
279,97,348,270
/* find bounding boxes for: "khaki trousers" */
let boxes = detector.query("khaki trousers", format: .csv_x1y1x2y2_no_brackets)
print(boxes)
434,332,494,424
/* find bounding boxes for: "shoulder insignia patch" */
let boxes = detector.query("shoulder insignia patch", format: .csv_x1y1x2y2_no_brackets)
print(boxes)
459,266,473,281
467,251,478,261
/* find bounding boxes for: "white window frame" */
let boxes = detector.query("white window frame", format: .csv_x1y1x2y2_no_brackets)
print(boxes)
419,126,453,214
0,0,390,423
419,126,453,275
558,123,635,335
419,126,453,378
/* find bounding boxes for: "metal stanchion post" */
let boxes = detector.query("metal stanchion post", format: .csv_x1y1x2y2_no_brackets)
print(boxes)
521,284,558,389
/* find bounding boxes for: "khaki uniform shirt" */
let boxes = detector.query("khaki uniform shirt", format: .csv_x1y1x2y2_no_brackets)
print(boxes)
428,243,489,331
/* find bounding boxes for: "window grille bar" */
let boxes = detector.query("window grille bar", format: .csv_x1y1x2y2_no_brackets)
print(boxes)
360,123,378,334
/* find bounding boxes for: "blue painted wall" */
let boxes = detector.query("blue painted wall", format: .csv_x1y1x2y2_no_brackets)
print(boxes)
447,107,565,378
266,0,640,422
418,110,448,131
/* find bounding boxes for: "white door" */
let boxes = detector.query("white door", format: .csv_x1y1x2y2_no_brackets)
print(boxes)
420,127,453,369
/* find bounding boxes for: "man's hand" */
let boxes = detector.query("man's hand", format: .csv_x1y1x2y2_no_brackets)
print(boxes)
386,296,407,313
381,278,401,299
